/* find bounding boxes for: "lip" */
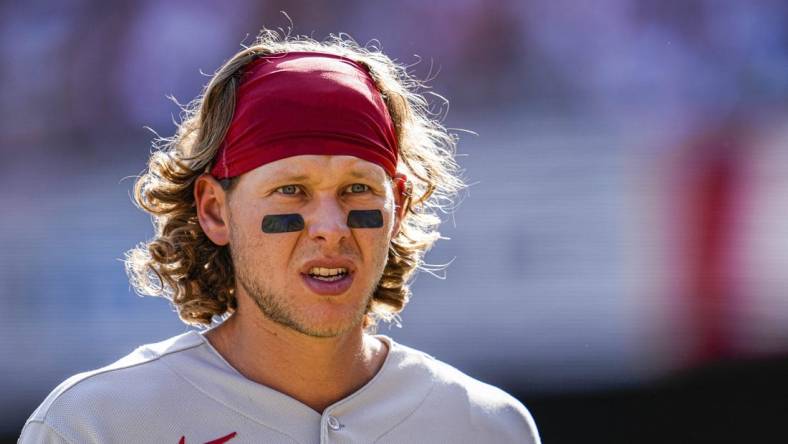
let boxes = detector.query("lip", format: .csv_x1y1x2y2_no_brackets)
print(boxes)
299,258,357,275
299,257,357,296
301,272,354,295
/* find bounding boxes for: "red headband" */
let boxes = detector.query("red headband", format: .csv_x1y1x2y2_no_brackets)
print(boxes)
209,51,399,179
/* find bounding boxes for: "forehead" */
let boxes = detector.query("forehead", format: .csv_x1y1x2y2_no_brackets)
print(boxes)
243,155,388,184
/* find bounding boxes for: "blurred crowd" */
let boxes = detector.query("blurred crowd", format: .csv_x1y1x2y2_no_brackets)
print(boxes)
3,0,787,159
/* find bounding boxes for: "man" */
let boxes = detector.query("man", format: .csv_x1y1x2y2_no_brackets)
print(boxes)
20,31,540,443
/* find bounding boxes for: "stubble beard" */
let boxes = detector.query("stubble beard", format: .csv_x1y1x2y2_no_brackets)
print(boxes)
232,246,380,339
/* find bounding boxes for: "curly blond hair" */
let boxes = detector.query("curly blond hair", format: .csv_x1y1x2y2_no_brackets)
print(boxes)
125,29,465,329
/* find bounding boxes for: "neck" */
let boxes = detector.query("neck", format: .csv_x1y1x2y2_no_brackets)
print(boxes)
204,297,388,413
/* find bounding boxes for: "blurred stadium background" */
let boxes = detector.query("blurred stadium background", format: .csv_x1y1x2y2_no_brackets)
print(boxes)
2,1,788,442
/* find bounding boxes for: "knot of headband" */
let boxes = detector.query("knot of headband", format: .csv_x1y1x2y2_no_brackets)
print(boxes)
209,51,400,179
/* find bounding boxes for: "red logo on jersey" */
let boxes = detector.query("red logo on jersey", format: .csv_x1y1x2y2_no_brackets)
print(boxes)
178,431,237,444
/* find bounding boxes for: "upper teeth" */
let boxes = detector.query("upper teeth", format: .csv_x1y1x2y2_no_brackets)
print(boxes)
308,267,348,276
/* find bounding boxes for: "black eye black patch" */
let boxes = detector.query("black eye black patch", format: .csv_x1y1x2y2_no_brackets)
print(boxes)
347,209,384,229
261,214,305,233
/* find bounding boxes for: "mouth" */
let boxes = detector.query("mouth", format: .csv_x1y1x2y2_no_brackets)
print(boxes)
301,269,353,296
299,259,357,295
306,266,349,282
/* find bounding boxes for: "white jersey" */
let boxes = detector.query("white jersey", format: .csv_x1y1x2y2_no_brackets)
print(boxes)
19,331,540,443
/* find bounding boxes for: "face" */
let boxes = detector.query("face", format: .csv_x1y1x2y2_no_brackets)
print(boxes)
221,155,401,338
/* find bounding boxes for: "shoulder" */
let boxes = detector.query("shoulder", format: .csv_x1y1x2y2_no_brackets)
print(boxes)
21,331,203,440
382,337,541,443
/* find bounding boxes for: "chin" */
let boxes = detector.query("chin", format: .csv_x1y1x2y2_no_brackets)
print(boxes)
290,320,359,338
245,278,372,338
291,304,368,338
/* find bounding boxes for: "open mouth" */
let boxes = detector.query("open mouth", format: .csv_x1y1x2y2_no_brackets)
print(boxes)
306,267,348,282
301,267,353,295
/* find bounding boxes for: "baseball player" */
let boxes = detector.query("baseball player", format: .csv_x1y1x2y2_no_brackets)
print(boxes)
20,31,540,443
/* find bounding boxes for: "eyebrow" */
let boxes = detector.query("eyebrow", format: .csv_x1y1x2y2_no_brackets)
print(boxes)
275,174,310,183
349,170,372,179
271,170,378,183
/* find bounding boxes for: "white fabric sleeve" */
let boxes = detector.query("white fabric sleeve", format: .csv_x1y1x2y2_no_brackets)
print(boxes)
18,421,71,444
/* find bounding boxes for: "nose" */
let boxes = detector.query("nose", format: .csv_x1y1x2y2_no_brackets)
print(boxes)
305,196,351,245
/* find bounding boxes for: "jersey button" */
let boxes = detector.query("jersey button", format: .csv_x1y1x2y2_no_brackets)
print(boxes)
327,415,342,431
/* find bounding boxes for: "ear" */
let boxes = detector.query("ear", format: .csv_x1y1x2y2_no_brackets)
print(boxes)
392,173,410,236
194,174,231,246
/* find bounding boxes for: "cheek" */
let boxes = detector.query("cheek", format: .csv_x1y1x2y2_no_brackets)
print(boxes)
230,211,299,259
354,213,395,257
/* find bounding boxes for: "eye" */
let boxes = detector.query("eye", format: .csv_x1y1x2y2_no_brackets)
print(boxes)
346,183,370,194
276,184,302,195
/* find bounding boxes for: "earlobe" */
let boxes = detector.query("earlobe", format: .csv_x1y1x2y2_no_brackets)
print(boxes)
194,174,230,246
